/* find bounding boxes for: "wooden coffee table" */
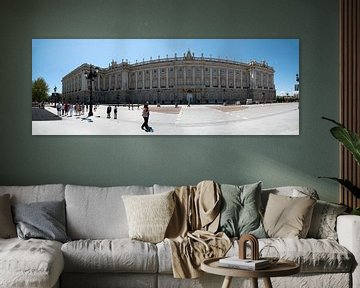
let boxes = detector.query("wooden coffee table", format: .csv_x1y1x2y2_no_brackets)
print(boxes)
201,257,300,288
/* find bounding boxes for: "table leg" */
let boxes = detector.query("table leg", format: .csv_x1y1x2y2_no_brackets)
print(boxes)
263,277,273,288
251,278,258,288
222,276,233,288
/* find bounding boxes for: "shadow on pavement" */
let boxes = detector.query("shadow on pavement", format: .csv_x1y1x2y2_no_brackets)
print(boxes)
32,108,62,121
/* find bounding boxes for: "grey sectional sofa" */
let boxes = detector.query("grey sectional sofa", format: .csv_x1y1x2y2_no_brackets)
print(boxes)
0,184,359,288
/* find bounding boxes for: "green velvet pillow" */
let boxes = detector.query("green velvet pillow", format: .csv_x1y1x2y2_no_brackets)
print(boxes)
218,182,266,238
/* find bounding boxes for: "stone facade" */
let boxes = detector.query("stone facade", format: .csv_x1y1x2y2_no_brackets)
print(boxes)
61,51,276,105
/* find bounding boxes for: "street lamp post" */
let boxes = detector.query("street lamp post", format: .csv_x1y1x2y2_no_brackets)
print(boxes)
53,86,57,107
85,65,99,117
295,74,300,92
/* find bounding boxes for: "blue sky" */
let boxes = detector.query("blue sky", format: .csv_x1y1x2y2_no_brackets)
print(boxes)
32,39,299,95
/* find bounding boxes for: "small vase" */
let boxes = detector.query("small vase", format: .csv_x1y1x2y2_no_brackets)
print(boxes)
259,245,280,264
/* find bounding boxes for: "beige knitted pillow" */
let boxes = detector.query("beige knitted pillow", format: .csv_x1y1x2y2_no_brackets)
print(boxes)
122,191,175,243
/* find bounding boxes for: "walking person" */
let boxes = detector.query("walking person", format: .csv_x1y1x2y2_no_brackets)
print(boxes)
64,102,69,116
75,103,80,116
69,103,73,117
107,105,112,118
114,106,117,119
141,104,150,131
56,102,61,116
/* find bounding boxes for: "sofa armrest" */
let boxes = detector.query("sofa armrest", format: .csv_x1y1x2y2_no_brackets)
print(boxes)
337,215,360,288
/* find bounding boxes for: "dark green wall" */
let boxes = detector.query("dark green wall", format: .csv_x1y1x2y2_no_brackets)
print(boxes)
0,0,340,202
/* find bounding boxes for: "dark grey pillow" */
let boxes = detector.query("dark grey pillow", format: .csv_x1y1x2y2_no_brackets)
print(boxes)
0,194,16,238
12,200,70,243
218,182,266,238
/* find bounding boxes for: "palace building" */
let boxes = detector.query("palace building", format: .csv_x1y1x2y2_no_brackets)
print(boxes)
61,50,276,105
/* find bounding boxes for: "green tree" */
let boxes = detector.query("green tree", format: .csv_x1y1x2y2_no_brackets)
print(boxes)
32,77,49,103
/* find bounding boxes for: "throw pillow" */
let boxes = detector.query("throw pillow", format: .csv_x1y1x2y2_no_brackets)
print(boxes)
263,193,316,238
261,186,319,214
218,182,267,238
122,190,175,243
12,200,70,243
307,200,347,240
0,194,16,238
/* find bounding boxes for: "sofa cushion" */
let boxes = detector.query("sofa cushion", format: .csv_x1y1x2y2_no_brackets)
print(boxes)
156,240,173,274
0,194,16,238
263,193,316,238
0,238,64,288
307,200,347,240
0,184,65,204
261,186,319,213
153,184,176,194
12,200,70,243
65,185,154,239
225,238,354,273
61,239,158,273
122,191,175,243
218,182,266,238
157,237,353,274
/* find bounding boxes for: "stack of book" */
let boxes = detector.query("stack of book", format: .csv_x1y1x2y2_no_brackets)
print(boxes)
218,257,271,270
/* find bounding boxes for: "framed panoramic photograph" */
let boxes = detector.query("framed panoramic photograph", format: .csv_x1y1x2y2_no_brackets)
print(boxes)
32,39,299,135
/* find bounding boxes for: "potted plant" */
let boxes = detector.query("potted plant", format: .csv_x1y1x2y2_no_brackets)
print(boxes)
320,117,360,215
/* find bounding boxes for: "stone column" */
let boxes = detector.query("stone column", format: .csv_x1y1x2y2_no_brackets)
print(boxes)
166,67,169,88
183,68,186,86
150,70,152,89
250,69,255,89
218,68,220,88
175,67,177,87
201,66,204,86
233,69,236,88
240,71,243,88
122,71,128,90
135,71,138,90
226,69,229,88
114,74,117,91
210,67,213,87
82,74,87,91
158,68,160,89
142,70,145,89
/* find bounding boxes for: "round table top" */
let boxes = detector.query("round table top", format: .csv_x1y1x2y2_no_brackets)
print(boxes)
201,257,300,278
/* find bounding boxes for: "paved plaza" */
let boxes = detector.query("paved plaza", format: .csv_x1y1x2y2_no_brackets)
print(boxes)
32,103,299,135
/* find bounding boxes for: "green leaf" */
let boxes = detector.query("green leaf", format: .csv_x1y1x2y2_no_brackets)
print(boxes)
330,127,360,165
321,116,344,127
318,177,360,198
322,117,360,165
351,208,360,215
